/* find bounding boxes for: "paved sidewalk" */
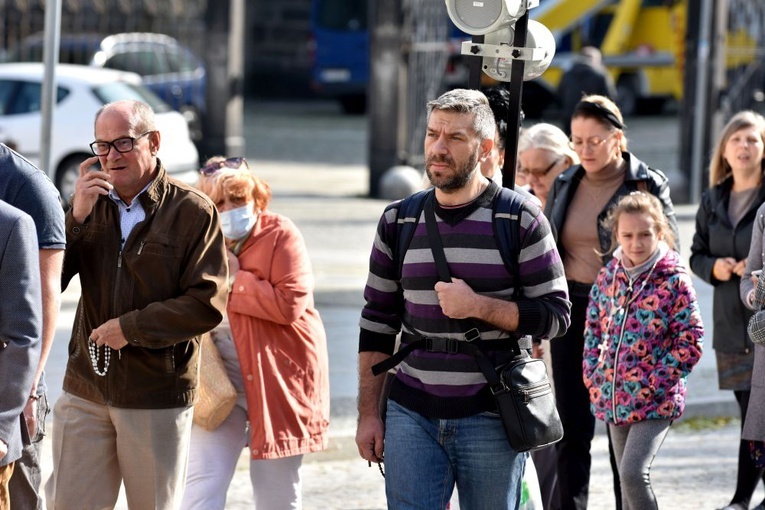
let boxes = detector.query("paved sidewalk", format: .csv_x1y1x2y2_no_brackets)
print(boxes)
295,419,764,510
38,416,764,509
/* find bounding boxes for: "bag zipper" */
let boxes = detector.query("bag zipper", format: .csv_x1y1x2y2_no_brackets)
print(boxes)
514,381,551,404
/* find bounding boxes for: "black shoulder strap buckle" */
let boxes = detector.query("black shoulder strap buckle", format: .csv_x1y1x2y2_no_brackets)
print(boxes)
424,336,460,354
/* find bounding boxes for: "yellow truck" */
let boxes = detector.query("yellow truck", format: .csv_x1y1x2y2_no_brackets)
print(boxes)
524,0,763,118
526,0,686,116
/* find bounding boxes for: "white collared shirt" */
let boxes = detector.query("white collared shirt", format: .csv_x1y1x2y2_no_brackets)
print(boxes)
108,182,152,251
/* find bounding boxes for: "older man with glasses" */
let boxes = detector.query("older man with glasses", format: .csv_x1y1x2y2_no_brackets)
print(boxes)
45,99,229,510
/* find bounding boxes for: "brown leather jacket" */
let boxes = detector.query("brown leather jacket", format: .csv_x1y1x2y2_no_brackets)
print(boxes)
62,163,228,409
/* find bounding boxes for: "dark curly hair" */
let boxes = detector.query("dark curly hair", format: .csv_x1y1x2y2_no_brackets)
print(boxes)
481,86,511,150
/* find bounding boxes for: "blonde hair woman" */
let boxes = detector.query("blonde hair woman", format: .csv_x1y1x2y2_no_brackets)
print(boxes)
690,111,765,510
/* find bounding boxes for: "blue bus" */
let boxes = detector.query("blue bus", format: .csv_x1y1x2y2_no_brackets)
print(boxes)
309,0,368,114
309,0,480,115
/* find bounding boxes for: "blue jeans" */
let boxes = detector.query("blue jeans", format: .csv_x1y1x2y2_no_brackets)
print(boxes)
384,400,526,510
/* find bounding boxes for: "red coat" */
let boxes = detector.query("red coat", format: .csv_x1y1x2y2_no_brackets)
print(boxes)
228,210,330,459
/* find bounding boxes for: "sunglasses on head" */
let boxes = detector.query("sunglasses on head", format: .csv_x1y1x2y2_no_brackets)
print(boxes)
199,157,248,176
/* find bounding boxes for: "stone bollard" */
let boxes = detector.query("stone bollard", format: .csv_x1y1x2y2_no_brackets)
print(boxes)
379,165,424,200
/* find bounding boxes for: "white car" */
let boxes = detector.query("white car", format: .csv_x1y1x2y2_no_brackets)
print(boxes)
0,63,200,204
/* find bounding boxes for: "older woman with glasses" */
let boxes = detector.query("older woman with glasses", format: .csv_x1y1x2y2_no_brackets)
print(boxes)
543,94,679,510
181,156,330,509
518,123,579,210
514,122,579,508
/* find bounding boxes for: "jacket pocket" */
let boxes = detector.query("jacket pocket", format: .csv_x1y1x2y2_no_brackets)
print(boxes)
138,234,182,258
272,348,312,407
164,346,176,374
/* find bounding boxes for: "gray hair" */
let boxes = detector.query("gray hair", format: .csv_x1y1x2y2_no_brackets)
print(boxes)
426,89,496,142
94,99,157,136
518,123,579,165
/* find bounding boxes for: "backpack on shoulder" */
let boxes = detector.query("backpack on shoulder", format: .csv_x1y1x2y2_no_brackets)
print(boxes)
391,187,527,280
375,187,563,452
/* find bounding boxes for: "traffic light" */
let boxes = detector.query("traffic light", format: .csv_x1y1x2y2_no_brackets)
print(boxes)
444,0,555,82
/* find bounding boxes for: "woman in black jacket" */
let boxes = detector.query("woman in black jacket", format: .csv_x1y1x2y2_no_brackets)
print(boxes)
544,95,678,510
690,110,765,510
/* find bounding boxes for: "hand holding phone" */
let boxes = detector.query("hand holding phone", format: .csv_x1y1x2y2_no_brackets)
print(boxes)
71,156,112,224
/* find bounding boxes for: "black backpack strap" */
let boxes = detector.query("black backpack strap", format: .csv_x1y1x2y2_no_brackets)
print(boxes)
424,192,451,283
371,335,423,376
493,187,529,298
394,188,433,280
493,188,535,349
373,189,431,376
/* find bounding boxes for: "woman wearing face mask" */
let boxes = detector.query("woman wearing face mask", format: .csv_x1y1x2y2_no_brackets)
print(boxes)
544,95,679,510
181,156,330,510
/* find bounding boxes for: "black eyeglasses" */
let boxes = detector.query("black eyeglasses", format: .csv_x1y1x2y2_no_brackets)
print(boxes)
517,157,561,178
199,157,248,176
89,130,154,156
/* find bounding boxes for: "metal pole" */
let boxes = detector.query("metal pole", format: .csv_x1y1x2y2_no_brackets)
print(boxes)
500,12,529,191
690,0,714,204
709,0,727,143
368,0,403,198
40,0,62,184
202,0,231,160
226,0,246,158
467,35,484,90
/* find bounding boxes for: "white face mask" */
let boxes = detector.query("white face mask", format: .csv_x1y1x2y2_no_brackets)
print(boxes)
219,203,257,240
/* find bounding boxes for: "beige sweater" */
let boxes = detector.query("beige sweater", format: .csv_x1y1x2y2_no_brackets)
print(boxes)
560,162,624,284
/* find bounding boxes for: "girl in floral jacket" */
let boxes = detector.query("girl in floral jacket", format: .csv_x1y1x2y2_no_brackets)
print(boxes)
583,192,704,510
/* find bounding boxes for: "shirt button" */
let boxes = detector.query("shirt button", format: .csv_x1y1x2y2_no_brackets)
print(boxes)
246,374,253,381
72,227,81,234
238,285,245,292
251,449,259,456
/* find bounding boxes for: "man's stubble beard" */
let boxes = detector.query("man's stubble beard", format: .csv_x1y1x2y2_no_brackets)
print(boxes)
425,148,480,192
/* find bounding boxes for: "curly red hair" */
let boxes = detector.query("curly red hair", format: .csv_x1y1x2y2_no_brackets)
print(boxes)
195,156,271,211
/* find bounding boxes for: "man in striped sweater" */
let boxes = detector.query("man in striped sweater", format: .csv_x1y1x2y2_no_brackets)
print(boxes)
356,88,571,509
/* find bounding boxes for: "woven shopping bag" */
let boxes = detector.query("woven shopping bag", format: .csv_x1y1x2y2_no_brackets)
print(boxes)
193,332,237,431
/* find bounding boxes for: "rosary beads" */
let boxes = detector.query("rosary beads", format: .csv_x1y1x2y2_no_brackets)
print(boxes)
88,339,110,376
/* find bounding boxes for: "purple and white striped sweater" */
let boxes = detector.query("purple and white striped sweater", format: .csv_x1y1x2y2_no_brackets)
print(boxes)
359,184,570,419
